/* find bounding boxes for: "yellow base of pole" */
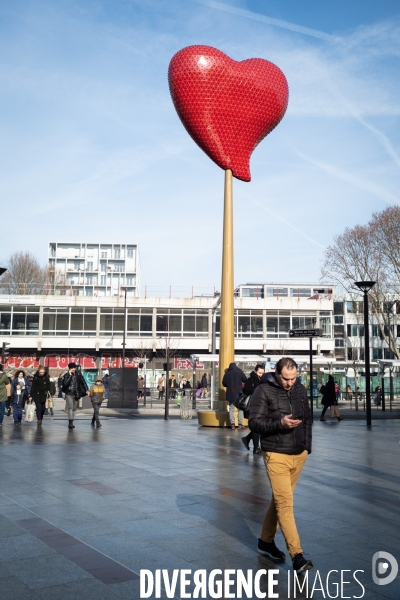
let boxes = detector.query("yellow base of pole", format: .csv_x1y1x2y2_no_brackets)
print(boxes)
218,169,234,405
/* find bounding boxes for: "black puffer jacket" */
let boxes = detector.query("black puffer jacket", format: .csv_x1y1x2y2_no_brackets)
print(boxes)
62,371,88,399
249,373,312,455
31,372,50,403
222,363,247,402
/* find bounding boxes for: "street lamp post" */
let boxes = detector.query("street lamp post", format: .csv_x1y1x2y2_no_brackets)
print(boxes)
355,281,376,427
121,287,128,407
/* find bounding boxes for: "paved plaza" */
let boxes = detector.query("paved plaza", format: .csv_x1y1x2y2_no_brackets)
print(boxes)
0,411,400,599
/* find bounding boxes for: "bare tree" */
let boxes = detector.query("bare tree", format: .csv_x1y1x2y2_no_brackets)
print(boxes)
1,251,47,295
321,207,400,358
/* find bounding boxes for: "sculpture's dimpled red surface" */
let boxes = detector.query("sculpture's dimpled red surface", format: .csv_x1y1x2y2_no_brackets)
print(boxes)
168,45,289,182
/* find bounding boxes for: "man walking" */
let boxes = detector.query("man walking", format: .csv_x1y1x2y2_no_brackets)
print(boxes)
249,357,313,574
200,373,208,398
62,363,89,429
158,373,165,400
222,362,247,430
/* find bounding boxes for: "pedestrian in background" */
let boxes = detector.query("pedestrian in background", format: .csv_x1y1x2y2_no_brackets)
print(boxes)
103,373,110,399
158,373,165,400
138,375,144,399
200,373,208,398
222,362,247,430
0,365,10,428
169,373,178,399
29,365,50,428
62,363,89,429
334,381,341,402
10,370,30,414
374,385,382,406
241,364,264,454
320,375,343,422
11,382,24,426
89,377,105,428
57,374,64,398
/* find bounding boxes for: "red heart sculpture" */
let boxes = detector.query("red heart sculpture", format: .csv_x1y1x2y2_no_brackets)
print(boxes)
168,45,289,182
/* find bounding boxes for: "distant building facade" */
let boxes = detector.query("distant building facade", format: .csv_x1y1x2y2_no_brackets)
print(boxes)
48,242,140,297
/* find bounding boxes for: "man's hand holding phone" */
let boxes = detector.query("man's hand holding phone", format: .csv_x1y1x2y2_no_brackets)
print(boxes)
281,414,302,429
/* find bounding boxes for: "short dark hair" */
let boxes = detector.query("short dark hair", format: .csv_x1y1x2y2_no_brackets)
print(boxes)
255,364,264,372
275,357,298,374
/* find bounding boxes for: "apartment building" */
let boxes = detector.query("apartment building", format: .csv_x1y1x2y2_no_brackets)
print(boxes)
48,242,141,297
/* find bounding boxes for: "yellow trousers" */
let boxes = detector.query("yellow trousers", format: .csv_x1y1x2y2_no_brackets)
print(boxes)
261,450,307,558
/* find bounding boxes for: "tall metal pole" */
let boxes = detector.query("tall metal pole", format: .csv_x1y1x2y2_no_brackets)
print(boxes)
122,288,127,406
364,290,372,427
218,169,234,407
211,297,221,410
309,337,313,424
164,344,169,420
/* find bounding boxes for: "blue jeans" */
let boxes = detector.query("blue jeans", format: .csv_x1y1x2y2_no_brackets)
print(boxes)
13,404,23,423
0,401,5,424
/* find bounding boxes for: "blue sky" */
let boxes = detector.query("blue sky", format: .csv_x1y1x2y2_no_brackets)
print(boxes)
1,0,400,291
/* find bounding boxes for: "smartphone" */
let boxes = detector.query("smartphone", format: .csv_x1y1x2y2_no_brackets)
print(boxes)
291,414,303,421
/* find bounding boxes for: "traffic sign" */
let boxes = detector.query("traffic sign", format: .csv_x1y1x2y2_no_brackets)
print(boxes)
289,329,321,338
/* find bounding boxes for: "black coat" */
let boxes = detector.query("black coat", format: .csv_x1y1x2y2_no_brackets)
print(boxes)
249,373,312,455
222,363,247,403
321,379,336,406
62,371,88,398
243,370,262,419
243,370,261,396
31,372,50,404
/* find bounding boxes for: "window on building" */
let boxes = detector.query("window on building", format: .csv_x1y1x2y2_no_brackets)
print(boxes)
334,316,343,324
43,308,69,336
115,263,124,273
335,339,345,347
347,301,363,314
334,325,345,337
266,287,288,297
320,315,332,337
267,316,278,338
347,324,365,337
290,288,311,298
74,262,80,270
334,302,344,315
87,262,93,271
347,347,357,360
127,248,134,258
372,325,383,339
86,276,93,285
236,310,263,337
126,276,135,286
241,287,264,298
292,315,317,330
373,348,383,360
114,248,120,259
100,275,106,286
101,252,107,258
100,308,152,337
100,262,106,272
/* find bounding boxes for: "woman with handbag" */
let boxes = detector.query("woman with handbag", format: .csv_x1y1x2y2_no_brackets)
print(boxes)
320,375,343,422
29,365,50,427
